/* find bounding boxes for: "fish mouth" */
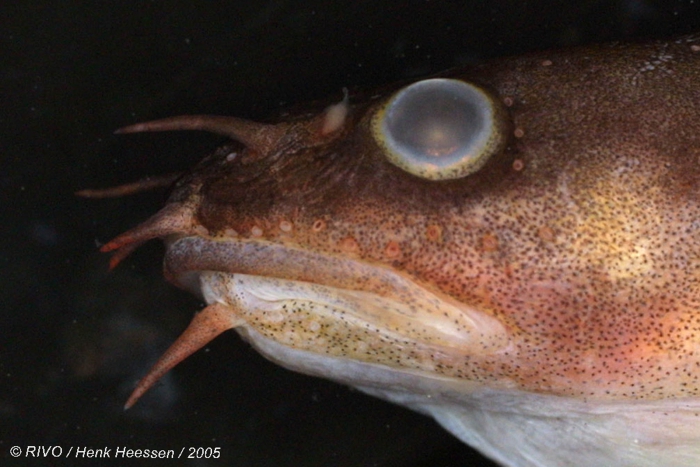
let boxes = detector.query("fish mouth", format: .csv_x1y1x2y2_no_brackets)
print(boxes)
99,203,505,356
165,235,508,357
102,205,509,408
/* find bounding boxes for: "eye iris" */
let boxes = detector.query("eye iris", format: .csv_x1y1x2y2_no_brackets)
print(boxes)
376,78,507,180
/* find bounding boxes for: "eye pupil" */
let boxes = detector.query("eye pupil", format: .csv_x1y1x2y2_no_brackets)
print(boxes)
375,78,508,180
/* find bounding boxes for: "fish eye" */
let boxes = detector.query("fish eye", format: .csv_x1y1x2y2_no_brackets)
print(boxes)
372,78,509,180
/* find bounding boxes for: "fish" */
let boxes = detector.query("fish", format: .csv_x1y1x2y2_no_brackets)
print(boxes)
94,35,700,466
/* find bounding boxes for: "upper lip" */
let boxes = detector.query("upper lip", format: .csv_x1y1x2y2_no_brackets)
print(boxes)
164,235,510,354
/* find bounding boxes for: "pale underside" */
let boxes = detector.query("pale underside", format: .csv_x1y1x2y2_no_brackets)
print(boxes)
199,270,700,467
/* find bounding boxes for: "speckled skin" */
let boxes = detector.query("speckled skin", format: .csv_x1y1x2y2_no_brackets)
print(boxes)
103,35,700,465
115,34,700,403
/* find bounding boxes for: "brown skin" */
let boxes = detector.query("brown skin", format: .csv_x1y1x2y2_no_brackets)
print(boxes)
106,35,700,406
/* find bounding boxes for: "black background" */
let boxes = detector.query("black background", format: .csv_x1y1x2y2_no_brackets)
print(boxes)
3,1,700,466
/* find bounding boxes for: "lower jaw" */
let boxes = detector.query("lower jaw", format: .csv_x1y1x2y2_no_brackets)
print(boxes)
197,270,502,375
242,327,700,467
